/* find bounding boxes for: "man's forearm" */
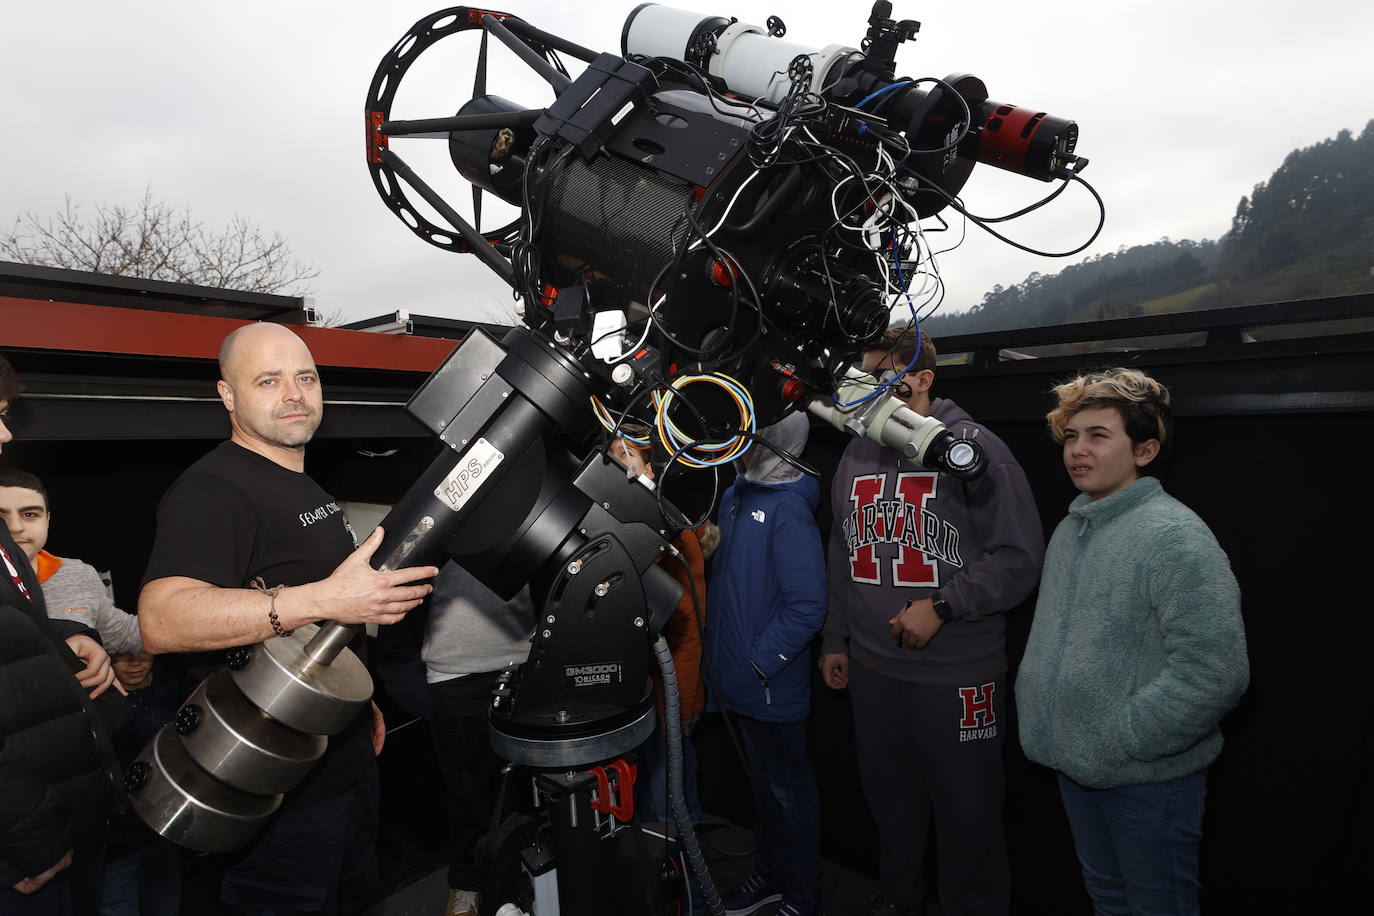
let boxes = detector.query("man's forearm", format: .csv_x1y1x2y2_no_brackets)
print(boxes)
139,532,436,652
138,577,321,652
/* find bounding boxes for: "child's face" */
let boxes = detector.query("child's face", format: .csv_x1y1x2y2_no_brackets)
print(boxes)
112,652,154,689
0,486,49,561
611,439,654,480
1061,406,1158,501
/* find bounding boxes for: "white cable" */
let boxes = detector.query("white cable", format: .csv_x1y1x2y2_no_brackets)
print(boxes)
698,167,763,241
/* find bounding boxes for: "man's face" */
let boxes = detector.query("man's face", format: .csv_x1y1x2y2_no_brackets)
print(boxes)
112,651,155,689
0,398,12,454
219,328,323,450
0,485,49,560
1061,405,1157,501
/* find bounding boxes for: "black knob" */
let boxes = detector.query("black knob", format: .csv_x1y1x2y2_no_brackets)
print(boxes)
125,760,151,794
226,646,253,670
174,704,203,735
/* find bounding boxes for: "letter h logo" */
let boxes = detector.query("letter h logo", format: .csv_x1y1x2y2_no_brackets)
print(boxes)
958,682,997,728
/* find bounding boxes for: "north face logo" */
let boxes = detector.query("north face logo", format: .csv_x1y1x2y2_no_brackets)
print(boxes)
751,509,766,523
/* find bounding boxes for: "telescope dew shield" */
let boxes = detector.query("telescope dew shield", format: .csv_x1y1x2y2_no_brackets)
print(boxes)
622,4,854,104
710,26,853,105
621,4,730,67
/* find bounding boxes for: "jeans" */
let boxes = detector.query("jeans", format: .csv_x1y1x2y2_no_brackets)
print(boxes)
1057,770,1207,916
635,713,702,825
221,763,380,915
429,671,505,890
96,836,182,916
734,716,822,896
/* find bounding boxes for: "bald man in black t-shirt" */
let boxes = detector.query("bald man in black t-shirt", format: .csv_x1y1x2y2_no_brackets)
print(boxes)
139,323,438,915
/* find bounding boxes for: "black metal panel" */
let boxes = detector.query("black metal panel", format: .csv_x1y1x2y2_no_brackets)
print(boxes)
926,294,1374,424
0,260,313,322
3,349,431,442
935,292,1374,355
339,312,514,341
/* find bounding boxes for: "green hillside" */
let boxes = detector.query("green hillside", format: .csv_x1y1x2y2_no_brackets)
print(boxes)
924,121,1374,335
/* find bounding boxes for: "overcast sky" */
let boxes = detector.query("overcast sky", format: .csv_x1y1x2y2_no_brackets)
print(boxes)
4,0,1371,327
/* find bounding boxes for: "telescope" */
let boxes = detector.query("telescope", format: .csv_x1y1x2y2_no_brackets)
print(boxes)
128,5,1095,913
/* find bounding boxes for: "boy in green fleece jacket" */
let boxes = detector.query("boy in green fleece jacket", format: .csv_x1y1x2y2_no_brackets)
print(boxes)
1015,368,1248,916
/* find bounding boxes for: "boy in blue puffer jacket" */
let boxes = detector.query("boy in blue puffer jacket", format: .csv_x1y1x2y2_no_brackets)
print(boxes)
705,411,827,916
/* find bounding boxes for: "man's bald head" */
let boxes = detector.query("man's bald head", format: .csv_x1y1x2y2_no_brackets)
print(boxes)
219,322,311,385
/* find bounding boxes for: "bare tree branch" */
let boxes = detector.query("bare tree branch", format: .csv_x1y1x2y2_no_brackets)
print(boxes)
0,188,319,296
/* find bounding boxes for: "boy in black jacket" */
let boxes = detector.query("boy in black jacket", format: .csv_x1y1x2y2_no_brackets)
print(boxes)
0,354,123,913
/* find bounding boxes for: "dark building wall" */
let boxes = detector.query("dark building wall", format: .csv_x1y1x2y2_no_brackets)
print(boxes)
780,352,1374,914
6,295,1372,912
11,398,1373,914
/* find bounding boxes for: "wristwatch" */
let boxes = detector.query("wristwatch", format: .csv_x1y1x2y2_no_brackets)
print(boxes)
931,592,953,623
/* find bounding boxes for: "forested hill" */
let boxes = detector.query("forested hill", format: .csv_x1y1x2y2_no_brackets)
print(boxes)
922,119,1374,335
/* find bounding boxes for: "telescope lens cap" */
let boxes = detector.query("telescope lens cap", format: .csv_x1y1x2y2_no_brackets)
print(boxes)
948,441,977,469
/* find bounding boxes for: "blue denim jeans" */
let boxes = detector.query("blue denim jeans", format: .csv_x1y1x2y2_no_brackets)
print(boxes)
636,713,703,825
429,671,505,890
1057,770,1207,916
734,716,822,896
221,763,380,915
96,836,182,916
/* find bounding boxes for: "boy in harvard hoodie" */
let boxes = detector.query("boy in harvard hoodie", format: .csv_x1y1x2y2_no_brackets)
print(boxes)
819,325,1044,916
0,468,143,653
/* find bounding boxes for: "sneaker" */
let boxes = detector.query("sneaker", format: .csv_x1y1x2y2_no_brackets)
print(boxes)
721,871,784,916
859,892,924,916
776,887,823,916
446,888,479,916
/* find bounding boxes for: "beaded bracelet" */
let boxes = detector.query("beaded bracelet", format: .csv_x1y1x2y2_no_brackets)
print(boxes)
251,577,293,638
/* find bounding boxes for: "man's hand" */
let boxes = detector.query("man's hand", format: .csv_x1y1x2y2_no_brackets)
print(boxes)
12,849,72,894
819,652,850,690
64,634,124,698
297,527,438,628
370,701,386,756
889,598,943,650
